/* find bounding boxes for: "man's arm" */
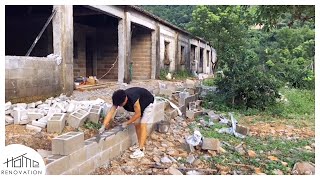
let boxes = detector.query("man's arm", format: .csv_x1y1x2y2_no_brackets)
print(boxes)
102,105,117,127
125,99,141,125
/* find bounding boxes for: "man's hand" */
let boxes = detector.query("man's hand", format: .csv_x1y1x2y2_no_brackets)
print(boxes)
121,121,129,129
99,125,105,134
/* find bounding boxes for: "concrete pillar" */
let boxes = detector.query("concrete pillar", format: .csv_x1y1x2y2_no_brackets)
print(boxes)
174,32,179,72
195,41,200,73
151,30,156,79
53,5,74,96
124,11,131,84
186,39,191,73
118,19,125,83
155,24,161,79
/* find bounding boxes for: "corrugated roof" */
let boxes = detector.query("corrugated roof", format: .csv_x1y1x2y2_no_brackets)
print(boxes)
127,5,211,45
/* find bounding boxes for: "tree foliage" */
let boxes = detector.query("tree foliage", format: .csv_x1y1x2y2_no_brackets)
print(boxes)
141,5,315,110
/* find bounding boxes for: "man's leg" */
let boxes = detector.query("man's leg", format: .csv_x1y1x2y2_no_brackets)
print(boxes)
139,123,148,150
135,123,141,147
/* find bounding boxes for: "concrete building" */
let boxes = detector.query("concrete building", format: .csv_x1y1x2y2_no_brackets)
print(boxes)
5,5,216,102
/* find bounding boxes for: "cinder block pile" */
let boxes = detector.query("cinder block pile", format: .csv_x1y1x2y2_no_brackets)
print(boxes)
5,94,108,133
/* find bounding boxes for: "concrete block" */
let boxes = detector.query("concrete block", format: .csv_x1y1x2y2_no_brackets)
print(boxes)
201,138,220,151
235,125,249,135
5,109,12,115
46,155,69,175
89,105,102,123
68,109,89,128
84,140,99,160
27,102,36,109
68,147,86,167
26,124,42,132
27,112,44,121
32,120,47,128
61,168,79,175
37,103,51,109
47,113,66,133
109,143,121,159
55,102,67,113
101,134,117,151
100,148,111,165
5,101,12,110
5,115,14,123
120,137,132,152
78,157,95,175
16,103,27,109
52,132,84,155
12,108,27,124
35,101,43,106
186,110,203,119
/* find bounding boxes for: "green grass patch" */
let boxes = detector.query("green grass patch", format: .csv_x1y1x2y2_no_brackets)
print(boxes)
201,127,314,174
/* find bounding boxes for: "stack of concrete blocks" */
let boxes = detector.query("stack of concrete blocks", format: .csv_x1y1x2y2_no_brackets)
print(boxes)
68,109,89,128
47,113,67,133
178,94,198,116
46,124,138,175
88,105,102,123
148,100,165,135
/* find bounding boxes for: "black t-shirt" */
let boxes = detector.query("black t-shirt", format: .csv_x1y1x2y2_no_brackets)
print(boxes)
122,87,154,115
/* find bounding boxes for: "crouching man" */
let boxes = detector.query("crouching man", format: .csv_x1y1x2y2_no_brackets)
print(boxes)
99,87,154,159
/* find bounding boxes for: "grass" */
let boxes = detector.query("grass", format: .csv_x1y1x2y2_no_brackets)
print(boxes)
199,124,314,174
202,78,215,86
197,87,315,174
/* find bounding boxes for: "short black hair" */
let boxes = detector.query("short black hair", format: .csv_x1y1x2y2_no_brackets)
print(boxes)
112,89,126,106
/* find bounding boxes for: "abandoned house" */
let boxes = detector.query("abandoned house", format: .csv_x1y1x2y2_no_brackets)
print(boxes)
5,5,216,103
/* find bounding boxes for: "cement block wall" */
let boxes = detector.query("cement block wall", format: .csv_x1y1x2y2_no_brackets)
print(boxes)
46,124,138,175
5,56,61,103
131,26,152,80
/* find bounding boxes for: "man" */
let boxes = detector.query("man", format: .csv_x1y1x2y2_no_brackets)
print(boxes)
99,87,155,159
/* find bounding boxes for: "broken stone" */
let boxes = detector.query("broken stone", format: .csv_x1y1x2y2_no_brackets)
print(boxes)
272,169,283,175
5,109,12,115
5,115,14,124
16,103,27,109
235,125,249,135
186,170,203,175
201,138,220,151
208,150,217,156
291,162,315,175
168,156,177,163
281,161,288,166
153,156,160,163
175,116,184,122
247,150,256,157
186,155,195,164
167,150,179,156
168,167,183,175
37,104,50,109
140,158,152,165
26,124,42,132
12,108,27,124
304,146,312,151
27,103,36,109
35,101,42,106
5,101,12,110
235,143,246,155
182,142,195,153
161,156,172,163
27,112,44,121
